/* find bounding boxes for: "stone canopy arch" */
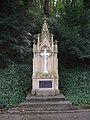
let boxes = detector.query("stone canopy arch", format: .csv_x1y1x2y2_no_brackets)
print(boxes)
40,36,51,51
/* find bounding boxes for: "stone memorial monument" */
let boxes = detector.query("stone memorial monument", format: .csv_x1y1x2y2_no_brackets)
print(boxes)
31,17,60,96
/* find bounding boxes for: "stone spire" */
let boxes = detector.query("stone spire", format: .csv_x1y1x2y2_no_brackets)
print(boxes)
41,16,49,38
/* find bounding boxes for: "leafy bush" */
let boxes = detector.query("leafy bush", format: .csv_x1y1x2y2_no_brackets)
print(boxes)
0,64,32,108
59,66,90,105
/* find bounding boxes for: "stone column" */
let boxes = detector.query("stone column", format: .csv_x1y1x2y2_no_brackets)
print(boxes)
51,34,54,77
33,40,36,77
37,34,40,73
55,40,58,77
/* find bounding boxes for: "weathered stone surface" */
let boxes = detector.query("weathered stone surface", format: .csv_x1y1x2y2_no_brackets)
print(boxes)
26,93,66,102
32,16,59,96
36,90,55,96
16,93,73,114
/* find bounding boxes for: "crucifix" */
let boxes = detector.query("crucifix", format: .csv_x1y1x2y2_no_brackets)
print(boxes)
40,48,50,73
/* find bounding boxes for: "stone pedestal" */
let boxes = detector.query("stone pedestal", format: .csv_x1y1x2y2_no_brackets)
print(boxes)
31,17,59,96
31,78,59,96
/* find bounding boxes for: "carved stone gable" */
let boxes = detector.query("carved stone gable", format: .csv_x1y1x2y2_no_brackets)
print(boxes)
40,37,51,50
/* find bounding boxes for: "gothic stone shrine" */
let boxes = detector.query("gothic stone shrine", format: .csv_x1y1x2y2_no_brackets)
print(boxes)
31,17,60,96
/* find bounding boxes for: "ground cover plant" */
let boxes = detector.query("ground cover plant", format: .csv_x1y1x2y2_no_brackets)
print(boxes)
59,66,90,105
0,64,32,109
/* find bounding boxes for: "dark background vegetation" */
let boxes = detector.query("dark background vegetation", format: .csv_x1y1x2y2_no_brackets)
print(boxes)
0,0,90,108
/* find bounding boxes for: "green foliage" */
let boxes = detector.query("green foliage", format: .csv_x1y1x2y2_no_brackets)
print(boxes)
0,0,90,67
0,0,43,67
0,64,32,108
59,66,90,105
48,0,90,61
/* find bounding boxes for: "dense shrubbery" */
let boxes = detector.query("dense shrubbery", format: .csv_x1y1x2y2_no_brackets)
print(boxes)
59,66,90,105
0,64,90,108
0,64,32,108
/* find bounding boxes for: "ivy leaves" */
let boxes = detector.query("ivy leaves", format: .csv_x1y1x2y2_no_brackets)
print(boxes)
60,67,90,105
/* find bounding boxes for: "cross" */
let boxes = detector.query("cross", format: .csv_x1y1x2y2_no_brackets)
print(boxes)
40,48,50,73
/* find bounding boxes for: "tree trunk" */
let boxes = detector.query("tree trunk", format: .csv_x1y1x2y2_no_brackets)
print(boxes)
44,0,49,17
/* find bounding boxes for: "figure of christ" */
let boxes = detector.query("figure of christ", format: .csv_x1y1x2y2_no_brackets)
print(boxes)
40,48,50,73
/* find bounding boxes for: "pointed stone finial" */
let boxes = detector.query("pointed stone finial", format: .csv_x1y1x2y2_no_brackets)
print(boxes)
38,34,40,43
51,34,54,42
33,39,36,52
37,34,40,51
33,39,36,44
42,16,49,36
55,40,58,44
42,15,48,21
55,40,58,51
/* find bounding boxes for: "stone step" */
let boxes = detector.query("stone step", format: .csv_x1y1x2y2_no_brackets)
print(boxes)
26,93,66,102
19,94,72,113
19,110,72,115
7,94,74,115
19,106,73,112
7,105,78,115
19,101,72,109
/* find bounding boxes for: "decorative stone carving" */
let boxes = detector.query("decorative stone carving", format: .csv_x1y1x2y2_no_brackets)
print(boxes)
31,16,59,96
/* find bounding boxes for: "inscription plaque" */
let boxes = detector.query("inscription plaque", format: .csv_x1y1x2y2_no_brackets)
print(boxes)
39,81,52,88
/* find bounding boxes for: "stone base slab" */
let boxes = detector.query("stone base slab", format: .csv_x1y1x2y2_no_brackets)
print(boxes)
55,89,60,95
36,90,55,96
31,89,36,95
31,89,60,96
